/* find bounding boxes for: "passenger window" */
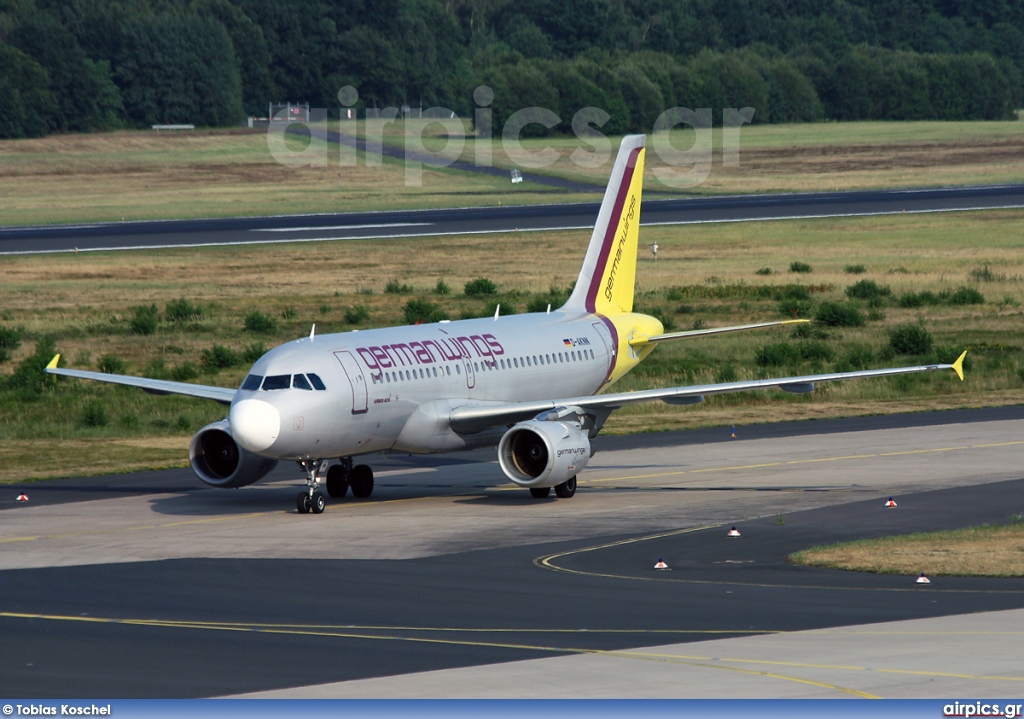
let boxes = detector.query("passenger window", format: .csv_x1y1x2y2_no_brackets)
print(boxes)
446,366,451,376
293,374,313,391
456,364,461,374
262,375,290,391
241,374,263,391
308,373,326,390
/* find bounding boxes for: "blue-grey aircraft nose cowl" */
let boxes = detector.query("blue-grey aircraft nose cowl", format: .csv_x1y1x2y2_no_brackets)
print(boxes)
230,399,281,453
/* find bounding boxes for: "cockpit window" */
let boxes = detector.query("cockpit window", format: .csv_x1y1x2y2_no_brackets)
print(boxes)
307,373,326,390
292,374,312,391
241,374,263,391
262,374,291,391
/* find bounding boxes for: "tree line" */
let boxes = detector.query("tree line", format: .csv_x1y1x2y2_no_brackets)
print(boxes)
0,0,1021,139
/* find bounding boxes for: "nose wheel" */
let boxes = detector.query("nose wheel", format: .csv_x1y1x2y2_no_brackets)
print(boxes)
296,459,327,514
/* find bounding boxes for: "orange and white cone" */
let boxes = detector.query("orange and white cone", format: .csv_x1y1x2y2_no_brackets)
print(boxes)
884,497,897,508
916,573,930,584
726,527,741,538
16,494,28,502
654,558,670,570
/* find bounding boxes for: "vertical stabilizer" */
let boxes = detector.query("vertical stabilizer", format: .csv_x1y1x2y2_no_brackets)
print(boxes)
562,134,646,315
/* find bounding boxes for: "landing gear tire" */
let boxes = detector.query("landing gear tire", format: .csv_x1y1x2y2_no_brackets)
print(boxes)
311,491,326,514
349,464,374,498
326,465,349,498
530,487,551,499
554,476,577,499
296,492,311,514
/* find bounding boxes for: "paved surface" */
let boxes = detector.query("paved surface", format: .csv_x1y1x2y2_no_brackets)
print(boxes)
2,184,1023,254
1,407,1023,698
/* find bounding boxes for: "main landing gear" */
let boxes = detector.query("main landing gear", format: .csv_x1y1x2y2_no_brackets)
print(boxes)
529,476,577,499
296,457,375,514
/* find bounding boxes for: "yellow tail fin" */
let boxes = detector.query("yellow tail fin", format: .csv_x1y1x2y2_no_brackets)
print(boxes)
563,135,645,315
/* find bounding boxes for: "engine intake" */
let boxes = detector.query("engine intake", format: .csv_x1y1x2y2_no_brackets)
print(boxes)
189,420,278,488
498,419,590,488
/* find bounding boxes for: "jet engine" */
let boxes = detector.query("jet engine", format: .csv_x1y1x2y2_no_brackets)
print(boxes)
498,419,591,488
189,420,278,488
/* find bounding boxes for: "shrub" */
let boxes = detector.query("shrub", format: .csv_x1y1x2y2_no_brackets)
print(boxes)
318,303,331,315
756,342,800,367
0,325,23,353
641,307,675,332
170,362,200,381
98,354,126,374
844,264,866,274
815,301,864,327
714,364,738,383
129,304,159,335
755,267,773,276
344,305,370,324
404,299,449,324
175,415,192,431
201,344,240,369
244,311,277,333
8,338,57,392
790,323,829,340
845,279,891,301
464,277,498,297
888,324,933,355
969,265,1002,282
778,298,813,318
280,307,298,319
384,279,413,294
526,297,551,313
242,343,266,364
943,286,984,305
842,344,876,370
789,261,812,273
485,300,517,317
165,298,203,322
80,401,109,427
799,341,835,362
434,280,451,295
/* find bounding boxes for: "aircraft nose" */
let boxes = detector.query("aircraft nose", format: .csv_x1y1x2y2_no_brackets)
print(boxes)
229,399,281,453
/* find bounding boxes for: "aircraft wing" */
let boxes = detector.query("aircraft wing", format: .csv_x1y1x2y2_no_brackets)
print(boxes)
449,352,967,434
45,355,236,405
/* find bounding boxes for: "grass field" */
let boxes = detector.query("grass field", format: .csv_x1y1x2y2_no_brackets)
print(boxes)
2,208,1023,482
2,118,1023,226
789,522,1024,577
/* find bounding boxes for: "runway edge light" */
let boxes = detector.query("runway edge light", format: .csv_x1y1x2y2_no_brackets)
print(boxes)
16,493,28,502
916,573,931,584
885,497,897,508
654,558,670,570
727,527,741,538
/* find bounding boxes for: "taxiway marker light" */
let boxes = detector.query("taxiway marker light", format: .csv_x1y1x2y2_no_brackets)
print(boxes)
16,493,28,502
885,497,897,508
654,559,670,570
731,425,736,438
727,527,741,538
916,573,931,584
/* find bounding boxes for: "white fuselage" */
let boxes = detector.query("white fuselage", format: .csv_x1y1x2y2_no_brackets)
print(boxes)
229,310,617,460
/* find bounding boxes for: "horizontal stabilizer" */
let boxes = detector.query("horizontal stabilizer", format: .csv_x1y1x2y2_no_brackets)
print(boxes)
628,319,810,348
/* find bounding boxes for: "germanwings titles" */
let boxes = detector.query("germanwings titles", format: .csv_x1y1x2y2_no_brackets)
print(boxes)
46,135,966,514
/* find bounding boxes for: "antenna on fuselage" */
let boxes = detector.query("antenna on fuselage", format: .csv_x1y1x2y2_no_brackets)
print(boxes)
310,324,315,341
493,304,500,321
547,304,551,314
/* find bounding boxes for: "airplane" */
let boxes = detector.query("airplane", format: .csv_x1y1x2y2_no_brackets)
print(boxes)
46,134,966,514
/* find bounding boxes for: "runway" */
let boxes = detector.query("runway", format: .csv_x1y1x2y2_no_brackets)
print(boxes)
2,406,1023,698
2,183,1023,255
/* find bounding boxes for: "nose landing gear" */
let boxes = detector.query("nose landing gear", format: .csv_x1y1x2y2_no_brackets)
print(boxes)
296,459,326,514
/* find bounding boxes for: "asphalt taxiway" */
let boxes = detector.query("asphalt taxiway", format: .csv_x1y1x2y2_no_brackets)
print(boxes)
2,406,1023,698
2,183,1023,255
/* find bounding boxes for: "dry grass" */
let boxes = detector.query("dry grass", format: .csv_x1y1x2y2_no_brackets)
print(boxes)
789,524,1024,577
0,437,190,483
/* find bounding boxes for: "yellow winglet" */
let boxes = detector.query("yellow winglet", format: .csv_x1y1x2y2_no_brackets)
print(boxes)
951,350,966,381
46,354,61,370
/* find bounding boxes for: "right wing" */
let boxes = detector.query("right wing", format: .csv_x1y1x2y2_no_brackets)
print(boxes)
449,352,967,434
45,355,236,405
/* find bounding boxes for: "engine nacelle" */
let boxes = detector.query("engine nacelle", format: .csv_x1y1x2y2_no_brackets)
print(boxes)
498,420,591,488
189,420,278,489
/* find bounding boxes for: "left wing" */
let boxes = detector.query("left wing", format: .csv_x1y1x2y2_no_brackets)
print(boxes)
449,351,967,434
45,355,236,405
